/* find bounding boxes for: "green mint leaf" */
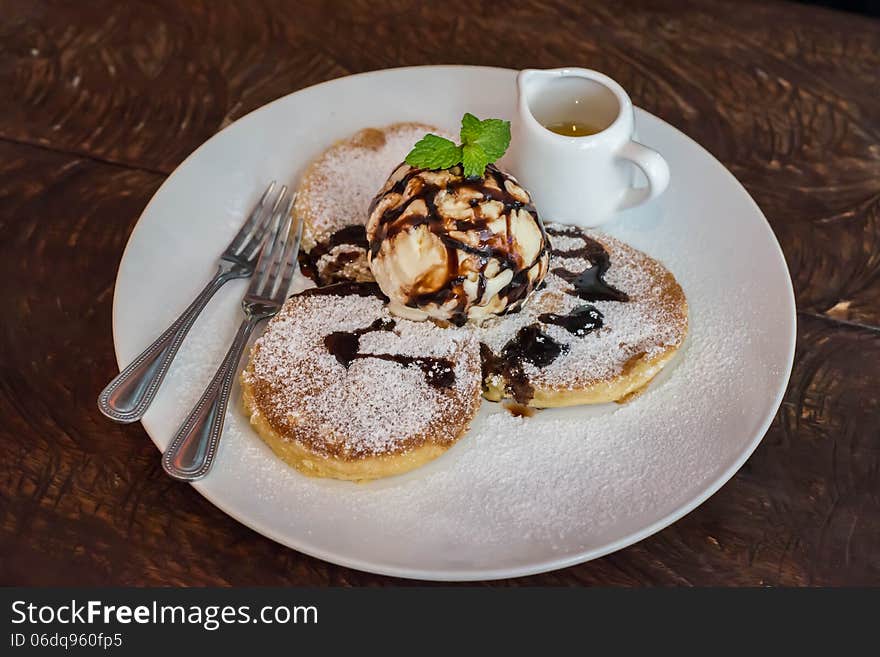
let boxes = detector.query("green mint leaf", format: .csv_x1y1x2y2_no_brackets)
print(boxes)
404,114,512,179
460,113,511,161
461,143,489,178
459,112,482,144
405,134,462,170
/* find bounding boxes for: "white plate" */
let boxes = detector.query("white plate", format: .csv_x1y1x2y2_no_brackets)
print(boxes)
113,66,795,581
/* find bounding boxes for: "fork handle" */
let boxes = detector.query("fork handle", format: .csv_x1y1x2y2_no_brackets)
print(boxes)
98,265,242,424
161,314,261,481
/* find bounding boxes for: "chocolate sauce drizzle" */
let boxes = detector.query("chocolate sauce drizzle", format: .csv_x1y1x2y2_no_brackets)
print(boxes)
325,318,395,367
297,280,387,300
538,304,603,336
480,325,568,404
546,225,629,303
324,317,455,389
369,164,549,325
298,224,629,406
298,225,370,285
478,228,621,404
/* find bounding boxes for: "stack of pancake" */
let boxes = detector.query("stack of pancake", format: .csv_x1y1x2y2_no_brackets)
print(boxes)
241,124,688,481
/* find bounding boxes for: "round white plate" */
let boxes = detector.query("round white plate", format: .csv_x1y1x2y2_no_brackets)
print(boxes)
113,66,795,580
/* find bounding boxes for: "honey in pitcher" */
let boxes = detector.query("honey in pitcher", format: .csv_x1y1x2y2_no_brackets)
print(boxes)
544,121,604,137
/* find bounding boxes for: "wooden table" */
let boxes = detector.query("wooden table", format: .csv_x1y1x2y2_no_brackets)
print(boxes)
1,0,878,586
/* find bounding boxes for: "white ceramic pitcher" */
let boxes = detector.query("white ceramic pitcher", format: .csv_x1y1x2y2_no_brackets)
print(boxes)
509,67,669,228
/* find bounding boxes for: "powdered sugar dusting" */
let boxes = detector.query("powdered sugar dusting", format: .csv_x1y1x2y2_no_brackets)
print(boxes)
244,290,480,457
475,225,687,390
298,124,452,244
204,261,748,563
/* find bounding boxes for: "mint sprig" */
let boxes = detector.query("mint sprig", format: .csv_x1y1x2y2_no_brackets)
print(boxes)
405,113,511,179
405,134,462,170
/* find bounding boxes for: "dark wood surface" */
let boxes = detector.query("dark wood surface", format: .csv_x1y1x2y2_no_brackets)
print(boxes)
1,0,878,586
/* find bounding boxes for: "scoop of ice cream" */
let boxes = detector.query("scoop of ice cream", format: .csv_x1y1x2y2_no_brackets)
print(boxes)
366,163,550,325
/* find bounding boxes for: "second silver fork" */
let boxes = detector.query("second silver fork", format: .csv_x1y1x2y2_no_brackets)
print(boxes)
162,194,303,481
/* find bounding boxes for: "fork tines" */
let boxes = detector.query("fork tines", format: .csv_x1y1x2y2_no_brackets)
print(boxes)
224,181,291,265
246,190,302,304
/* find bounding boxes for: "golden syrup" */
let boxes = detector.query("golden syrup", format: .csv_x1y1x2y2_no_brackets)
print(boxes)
544,121,604,137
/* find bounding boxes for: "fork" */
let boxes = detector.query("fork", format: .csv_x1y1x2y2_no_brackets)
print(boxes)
161,192,302,481
98,182,287,424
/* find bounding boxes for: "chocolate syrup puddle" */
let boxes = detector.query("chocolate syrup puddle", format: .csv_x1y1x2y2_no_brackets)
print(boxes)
325,318,395,367
480,324,568,404
551,265,628,302
352,354,455,388
298,225,369,285
503,324,567,368
549,231,629,303
324,318,455,388
538,304,603,336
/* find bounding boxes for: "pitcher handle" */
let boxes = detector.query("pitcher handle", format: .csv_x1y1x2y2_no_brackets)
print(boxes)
616,140,670,211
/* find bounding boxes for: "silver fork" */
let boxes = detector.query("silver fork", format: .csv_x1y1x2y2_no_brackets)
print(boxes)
98,182,287,424
162,193,303,481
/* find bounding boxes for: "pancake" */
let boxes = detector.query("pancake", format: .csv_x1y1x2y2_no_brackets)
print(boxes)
473,223,688,407
294,122,449,286
241,282,482,482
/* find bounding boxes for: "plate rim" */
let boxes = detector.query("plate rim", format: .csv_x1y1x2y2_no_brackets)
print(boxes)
112,65,797,581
